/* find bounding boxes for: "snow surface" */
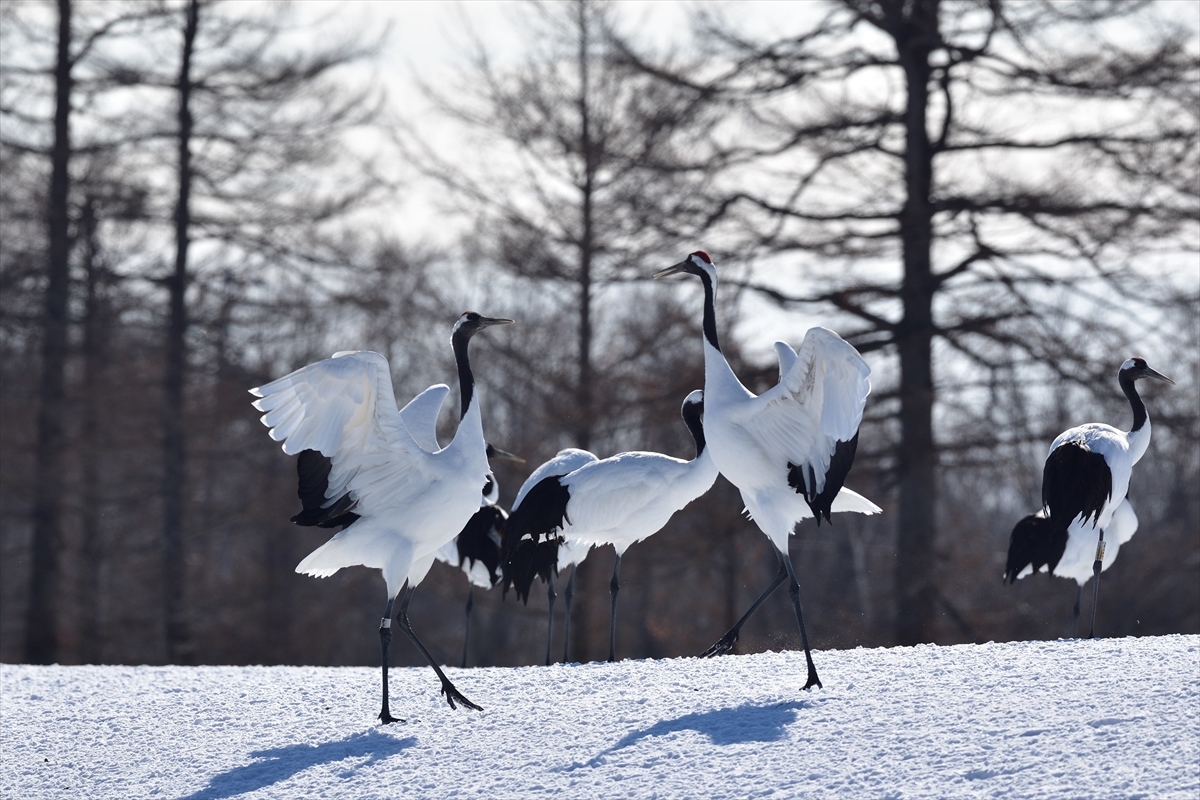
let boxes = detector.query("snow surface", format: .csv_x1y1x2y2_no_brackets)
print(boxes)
3,636,1198,799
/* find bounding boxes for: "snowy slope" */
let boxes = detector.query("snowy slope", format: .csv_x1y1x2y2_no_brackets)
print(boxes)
3,636,1198,799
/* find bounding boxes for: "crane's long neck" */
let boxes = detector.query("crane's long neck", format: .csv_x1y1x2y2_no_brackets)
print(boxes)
697,268,752,401
682,402,707,459
1120,373,1152,464
451,329,484,444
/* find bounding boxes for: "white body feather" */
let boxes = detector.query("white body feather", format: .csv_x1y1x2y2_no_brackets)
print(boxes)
558,448,719,555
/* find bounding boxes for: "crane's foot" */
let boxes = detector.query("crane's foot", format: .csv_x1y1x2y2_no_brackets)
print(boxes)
700,631,738,658
379,709,404,725
803,669,823,691
440,679,483,712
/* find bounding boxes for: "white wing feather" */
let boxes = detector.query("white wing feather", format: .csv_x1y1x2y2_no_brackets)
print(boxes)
249,351,427,509
398,384,450,454
736,328,871,496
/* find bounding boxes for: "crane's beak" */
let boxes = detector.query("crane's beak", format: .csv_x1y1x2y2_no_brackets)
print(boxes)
1144,366,1175,385
479,316,515,328
654,260,691,280
485,444,524,463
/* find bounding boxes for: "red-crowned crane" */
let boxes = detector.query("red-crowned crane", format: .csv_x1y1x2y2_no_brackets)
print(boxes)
656,251,880,690
502,391,718,662
1005,357,1173,638
250,311,512,723
501,448,598,665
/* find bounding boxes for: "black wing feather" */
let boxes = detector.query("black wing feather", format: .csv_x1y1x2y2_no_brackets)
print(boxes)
1042,440,1112,535
788,432,860,526
455,505,506,586
290,449,360,530
500,475,572,604
1004,513,1068,585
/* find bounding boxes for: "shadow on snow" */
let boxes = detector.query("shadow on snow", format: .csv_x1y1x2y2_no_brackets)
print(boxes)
176,729,415,800
566,700,813,770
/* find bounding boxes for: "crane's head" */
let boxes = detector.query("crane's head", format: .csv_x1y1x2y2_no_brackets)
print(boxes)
1119,357,1175,385
682,389,705,416
453,311,515,339
654,250,716,283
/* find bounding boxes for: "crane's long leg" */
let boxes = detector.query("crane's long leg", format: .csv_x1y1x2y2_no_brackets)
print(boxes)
1088,529,1106,639
545,575,556,666
378,596,402,725
782,553,822,689
562,564,576,663
608,553,622,663
460,586,475,669
395,585,482,711
701,549,789,658
1072,584,1082,639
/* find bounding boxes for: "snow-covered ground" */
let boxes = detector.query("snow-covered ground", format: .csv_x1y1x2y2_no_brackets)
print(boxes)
3,635,1198,799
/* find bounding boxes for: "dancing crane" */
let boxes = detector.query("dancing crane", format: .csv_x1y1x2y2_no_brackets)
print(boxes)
656,251,880,689
250,311,512,723
503,391,718,662
1005,357,1172,637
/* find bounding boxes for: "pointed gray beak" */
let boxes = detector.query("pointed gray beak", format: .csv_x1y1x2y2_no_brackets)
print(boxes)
654,260,691,280
1144,366,1175,385
485,444,524,463
479,316,515,328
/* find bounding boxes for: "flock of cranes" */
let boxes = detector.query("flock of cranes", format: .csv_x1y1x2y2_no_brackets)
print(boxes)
250,251,1173,723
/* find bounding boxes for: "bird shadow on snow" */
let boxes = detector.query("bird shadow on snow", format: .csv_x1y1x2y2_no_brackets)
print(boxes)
176,729,415,800
564,701,813,771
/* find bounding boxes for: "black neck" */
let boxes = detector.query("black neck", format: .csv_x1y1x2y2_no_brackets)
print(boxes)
452,329,476,420
698,269,720,352
1120,372,1147,432
682,401,706,458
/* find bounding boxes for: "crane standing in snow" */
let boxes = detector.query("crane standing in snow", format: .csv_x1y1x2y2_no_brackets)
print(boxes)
656,251,880,690
1005,357,1173,638
503,391,718,663
502,448,598,665
250,311,512,723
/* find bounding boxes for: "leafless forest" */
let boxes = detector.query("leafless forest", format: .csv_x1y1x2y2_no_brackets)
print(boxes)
2,0,1197,671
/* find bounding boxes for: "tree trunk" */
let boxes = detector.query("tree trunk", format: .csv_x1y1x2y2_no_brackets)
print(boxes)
26,0,73,666
892,0,939,646
79,196,106,664
568,0,597,661
163,0,198,665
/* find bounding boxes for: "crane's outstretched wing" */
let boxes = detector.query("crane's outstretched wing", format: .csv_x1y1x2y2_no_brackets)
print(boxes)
250,351,427,515
398,383,450,453
737,327,872,523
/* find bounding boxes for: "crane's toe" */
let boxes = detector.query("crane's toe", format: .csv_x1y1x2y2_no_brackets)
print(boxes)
378,710,404,725
440,680,483,712
700,632,738,658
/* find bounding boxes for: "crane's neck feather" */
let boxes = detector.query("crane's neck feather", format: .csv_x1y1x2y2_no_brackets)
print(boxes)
698,266,720,352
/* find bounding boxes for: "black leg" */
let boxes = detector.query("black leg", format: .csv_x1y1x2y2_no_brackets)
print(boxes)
562,564,576,664
1088,529,1106,639
701,550,789,658
782,553,822,689
608,553,622,663
395,585,483,711
378,596,402,724
545,576,556,666
1072,583,1082,639
461,586,475,670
